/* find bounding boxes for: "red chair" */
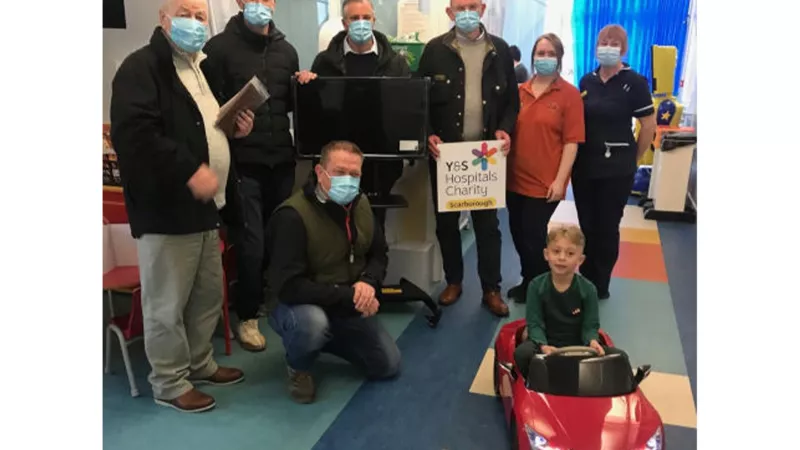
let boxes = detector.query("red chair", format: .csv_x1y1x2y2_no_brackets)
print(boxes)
103,215,143,397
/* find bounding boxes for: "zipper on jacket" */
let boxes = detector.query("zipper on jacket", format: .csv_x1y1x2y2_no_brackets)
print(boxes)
344,207,354,263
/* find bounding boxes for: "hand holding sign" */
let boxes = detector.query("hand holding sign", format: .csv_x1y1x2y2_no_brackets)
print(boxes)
495,130,511,155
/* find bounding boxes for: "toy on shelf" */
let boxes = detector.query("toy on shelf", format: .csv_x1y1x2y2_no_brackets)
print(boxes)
635,45,684,167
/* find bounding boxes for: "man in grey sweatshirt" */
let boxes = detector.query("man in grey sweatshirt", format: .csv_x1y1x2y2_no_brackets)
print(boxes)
417,0,520,317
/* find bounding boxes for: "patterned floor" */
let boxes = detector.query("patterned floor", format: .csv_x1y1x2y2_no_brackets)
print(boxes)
103,199,697,450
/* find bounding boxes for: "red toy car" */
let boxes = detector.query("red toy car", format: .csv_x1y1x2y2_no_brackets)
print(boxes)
493,319,664,450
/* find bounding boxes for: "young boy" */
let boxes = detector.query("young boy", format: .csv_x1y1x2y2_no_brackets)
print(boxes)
514,224,623,378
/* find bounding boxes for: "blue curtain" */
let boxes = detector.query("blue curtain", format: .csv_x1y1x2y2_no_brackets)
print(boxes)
502,0,547,73
571,0,690,94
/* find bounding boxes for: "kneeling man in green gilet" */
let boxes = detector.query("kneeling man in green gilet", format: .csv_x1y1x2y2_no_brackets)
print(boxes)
267,140,401,404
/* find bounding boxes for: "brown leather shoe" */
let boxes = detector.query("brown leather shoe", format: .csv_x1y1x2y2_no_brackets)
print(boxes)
438,284,463,306
192,367,245,386
154,388,215,413
482,291,509,317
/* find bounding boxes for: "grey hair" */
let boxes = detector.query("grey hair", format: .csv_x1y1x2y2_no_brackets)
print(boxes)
342,0,374,16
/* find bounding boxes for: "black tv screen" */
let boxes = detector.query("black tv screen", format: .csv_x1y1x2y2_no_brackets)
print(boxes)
104,0,127,29
293,77,430,159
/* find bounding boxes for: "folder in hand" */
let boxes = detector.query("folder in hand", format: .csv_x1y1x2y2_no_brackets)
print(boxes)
216,75,270,135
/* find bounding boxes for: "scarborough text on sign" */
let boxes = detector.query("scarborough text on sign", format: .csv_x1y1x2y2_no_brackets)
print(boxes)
436,140,506,212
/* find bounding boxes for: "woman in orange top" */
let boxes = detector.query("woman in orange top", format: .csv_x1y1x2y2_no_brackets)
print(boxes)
506,33,586,303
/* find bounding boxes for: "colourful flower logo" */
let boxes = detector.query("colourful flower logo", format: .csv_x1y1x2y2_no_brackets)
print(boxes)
471,142,498,171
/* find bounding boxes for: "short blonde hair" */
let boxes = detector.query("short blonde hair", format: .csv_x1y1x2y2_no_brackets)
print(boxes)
597,24,629,56
547,224,585,249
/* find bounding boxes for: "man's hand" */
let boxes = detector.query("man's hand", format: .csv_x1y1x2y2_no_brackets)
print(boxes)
295,70,318,85
359,297,380,317
233,109,255,139
186,164,219,202
495,130,511,155
540,345,557,355
589,340,606,356
352,281,376,312
546,179,566,203
428,134,443,159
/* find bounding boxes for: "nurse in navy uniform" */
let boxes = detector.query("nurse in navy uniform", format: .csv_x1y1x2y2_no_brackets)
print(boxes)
572,24,657,299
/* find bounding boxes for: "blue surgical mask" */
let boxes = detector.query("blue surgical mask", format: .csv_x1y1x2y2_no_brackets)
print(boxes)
454,10,481,34
597,46,621,67
169,17,208,54
325,171,361,205
348,20,374,45
244,2,273,27
533,57,558,76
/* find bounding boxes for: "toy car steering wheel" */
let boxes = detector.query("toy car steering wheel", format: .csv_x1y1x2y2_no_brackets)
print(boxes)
547,346,599,357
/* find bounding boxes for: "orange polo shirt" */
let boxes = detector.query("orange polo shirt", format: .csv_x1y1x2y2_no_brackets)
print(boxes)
508,76,585,198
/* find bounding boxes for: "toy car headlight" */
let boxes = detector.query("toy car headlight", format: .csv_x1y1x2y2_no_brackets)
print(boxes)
645,427,663,450
524,424,555,449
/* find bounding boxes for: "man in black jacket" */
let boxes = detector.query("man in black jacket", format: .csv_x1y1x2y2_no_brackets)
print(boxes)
310,0,411,230
267,141,401,404
202,0,316,352
417,0,520,317
110,0,254,413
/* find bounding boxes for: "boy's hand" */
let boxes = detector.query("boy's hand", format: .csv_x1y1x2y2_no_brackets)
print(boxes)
589,340,606,356
541,345,557,355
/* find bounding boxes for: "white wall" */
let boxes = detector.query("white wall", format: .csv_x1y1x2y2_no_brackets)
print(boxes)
103,0,166,122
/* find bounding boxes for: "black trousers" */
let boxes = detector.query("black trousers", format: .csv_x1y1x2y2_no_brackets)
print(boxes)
571,174,634,296
507,191,559,286
232,163,296,321
428,158,502,291
513,340,629,379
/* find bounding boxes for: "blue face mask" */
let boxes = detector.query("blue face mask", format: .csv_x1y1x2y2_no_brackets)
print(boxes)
348,20,374,45
454,10,481,34
169,17,208,54
533,57,558,76
325,172,361,205
244,2,273,27
597,46,621,67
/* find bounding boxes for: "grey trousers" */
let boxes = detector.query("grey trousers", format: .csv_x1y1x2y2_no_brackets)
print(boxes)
136,230,222,400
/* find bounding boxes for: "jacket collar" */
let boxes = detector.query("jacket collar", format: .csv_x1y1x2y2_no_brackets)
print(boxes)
149,27,178,66
442,24,494,53
344,37,379,56
322,29,395,68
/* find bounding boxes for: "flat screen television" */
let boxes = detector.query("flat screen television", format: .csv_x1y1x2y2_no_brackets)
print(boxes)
292,77,430,160
103,0,127,29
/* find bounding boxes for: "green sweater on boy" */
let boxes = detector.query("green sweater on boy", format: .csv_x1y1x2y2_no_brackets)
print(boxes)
525,272,601,348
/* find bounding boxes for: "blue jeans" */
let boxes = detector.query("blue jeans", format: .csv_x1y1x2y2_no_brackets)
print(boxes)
268,303,401,379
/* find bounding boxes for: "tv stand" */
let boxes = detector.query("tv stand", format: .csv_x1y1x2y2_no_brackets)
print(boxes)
367,181,442,328
365,193,408,209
